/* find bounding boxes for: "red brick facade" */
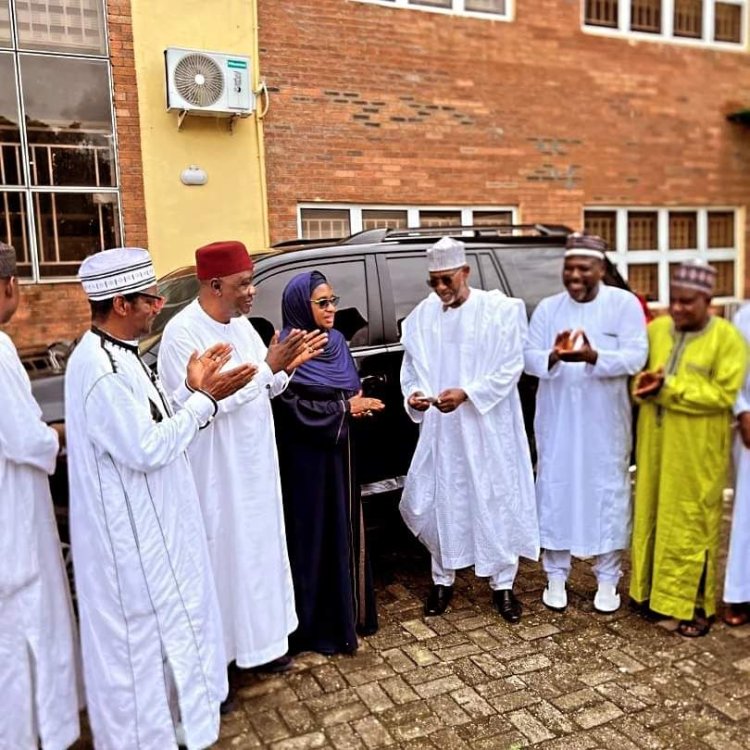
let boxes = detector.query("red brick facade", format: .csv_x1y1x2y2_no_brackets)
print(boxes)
258,0,750,292
3,0,146,349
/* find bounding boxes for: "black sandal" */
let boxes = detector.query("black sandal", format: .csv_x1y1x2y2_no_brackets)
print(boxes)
677,609,712,638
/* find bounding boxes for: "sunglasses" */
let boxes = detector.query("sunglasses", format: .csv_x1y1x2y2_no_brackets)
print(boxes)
310,295,340,309
426,268,463,289
131,291,165,311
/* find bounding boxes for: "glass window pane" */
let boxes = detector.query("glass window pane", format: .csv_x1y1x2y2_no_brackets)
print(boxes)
0,191,32,278
35,191,120,278
419,210,461,228
0,53,23,186
464,0,506,14
472,210,513,230
584,210,617,250
708,211,734,247
668,211,697,249
628,264,659,302
15,0,106,54
20,55,115,187
627,211,658,250
362,209,407,230
0,1,11,47
673,0,703,37
300,208,350,240
714,2,742,42
585,0,619,26
631,0,662,33
408,0,452,7
712,260,735,297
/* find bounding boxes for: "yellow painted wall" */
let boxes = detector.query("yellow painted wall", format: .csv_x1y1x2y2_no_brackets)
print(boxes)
129,0,268,275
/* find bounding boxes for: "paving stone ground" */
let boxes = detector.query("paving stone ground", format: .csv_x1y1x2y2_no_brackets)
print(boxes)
74,496,750,749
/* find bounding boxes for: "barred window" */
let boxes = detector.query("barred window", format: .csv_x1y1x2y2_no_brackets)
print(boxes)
354,0,510,19
0,0,120,281
583,0,746,46
584,207,739,305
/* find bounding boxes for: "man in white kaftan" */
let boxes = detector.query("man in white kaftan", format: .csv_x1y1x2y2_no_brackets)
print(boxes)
400,237,539,623
158,241,321,674
65,247,256,750
724,304,750,626
0,241,80,750
524,233,648,613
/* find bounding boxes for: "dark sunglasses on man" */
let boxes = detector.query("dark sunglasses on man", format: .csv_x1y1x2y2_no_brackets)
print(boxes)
427,268,463,289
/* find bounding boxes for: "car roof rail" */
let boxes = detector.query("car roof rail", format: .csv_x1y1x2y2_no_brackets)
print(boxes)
271,237,344,250
382,223,573,240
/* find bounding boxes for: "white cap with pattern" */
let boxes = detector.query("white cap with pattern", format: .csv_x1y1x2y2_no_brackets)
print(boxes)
78,247,157,301
427,237,466,272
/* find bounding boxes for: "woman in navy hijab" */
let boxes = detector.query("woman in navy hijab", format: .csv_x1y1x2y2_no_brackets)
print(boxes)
274,270,383,655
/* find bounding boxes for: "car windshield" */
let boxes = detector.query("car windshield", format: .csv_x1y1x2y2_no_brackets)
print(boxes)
139,272,199,355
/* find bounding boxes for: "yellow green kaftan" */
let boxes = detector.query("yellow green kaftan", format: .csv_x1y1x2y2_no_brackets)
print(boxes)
630,315,748,620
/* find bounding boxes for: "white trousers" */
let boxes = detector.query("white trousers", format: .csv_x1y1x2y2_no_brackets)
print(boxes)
542,549,622,585
431,557,518,590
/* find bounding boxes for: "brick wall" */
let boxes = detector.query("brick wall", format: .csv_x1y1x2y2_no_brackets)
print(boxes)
258,0,750,292
2,0,147,349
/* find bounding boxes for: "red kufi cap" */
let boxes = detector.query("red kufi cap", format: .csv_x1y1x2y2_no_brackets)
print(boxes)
195,240,253,280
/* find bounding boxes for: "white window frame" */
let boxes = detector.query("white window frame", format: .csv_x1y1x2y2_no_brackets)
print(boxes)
584,206,742,306
351,0,514,23
297,203,519,237
581,0,748,51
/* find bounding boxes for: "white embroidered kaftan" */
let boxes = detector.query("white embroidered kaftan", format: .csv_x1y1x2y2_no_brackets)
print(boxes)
524,284,648,556
158,300,297,667
0,331,80,750
399,289,539,576
65,329,226,750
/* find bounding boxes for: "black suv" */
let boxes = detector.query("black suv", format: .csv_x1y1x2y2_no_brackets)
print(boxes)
28,223,632,512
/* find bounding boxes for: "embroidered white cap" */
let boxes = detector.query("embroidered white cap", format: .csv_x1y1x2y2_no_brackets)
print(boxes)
427,237,467,272
78,247,158,301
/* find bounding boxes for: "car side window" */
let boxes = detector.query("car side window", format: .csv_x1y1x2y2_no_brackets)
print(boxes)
252,261,369,345
385,254,480,329
496,247,565,315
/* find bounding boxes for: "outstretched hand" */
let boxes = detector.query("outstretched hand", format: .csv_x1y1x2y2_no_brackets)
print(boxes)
287,330,329,370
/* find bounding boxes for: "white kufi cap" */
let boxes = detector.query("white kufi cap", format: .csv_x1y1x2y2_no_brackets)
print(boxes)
78,247,157,301
427,237,466,272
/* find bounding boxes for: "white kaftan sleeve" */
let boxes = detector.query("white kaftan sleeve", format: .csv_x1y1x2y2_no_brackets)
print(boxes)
464,299,526,416
400,350,428,424
84,372,214,472
584,293,648,379
524,298,562,380
733,307,750,417
0,336,59,475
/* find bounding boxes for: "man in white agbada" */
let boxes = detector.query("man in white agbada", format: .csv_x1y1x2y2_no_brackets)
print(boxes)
0,241,81,750
524,233,648,613
399,237,539,623
158,241,326,684
723,304,750,627
65,247,255,750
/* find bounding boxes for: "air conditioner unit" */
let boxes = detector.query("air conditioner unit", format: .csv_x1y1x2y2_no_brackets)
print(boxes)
164,47,255,117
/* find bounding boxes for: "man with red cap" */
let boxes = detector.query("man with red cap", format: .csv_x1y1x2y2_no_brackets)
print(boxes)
630,260,748,637
158,241,327,693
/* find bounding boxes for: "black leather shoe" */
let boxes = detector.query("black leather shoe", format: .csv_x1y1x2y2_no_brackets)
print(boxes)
493,589,522,624
424,585,453,616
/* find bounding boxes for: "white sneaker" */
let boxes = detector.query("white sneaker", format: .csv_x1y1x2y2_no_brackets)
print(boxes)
542,578,567,611
594,582,621,613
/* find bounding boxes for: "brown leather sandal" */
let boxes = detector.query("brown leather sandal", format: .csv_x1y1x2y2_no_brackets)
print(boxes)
723,604,750,627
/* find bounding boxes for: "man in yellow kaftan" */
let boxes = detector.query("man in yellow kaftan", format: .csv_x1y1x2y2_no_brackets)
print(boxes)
630,260,748,637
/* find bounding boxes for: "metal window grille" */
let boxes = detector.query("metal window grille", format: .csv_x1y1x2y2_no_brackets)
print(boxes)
583,210,617,250
708,211,735,247
627,211,658,250
668,211,698,249
15,0,105,52
673,0,703,37
419,210,462,227
714,1,742,42
630,0,662,32
300,209,351,239
464,0,506,13
408,0,452,7
584,0,619,27
627,263,659,301
361,209,408,230
712,260,735,297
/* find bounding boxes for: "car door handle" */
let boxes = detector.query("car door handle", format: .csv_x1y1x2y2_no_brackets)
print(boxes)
360,374,387,388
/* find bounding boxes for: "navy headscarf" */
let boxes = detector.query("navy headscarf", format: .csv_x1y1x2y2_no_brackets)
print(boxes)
280,271,361,392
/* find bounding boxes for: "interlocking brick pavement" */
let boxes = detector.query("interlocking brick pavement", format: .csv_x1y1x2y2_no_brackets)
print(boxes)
71,499,750,749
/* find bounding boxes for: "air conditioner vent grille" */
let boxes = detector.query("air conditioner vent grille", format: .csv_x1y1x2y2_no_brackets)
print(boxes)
173,53,224,107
